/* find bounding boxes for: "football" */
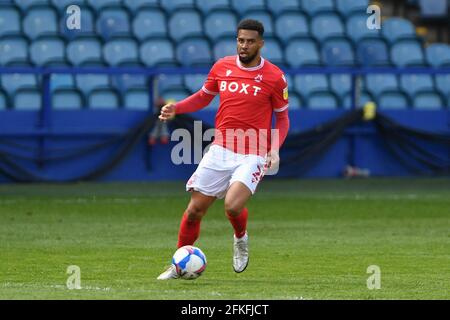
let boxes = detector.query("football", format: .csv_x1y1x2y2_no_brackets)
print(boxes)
172,245,207,280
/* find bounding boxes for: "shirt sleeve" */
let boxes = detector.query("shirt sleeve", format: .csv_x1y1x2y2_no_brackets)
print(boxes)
271,73,289,113
201,60,221,96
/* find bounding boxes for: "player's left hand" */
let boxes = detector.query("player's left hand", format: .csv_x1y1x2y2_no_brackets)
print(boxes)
265,150,280,174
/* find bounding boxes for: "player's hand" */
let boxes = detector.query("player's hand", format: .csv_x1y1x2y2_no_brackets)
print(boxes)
159,103,176,122
265,150,280,172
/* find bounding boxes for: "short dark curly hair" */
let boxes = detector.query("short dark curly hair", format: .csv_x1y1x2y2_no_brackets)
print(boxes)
237,19,264,38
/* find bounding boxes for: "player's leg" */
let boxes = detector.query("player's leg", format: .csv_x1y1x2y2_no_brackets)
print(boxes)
224,181,252,273
177,191,216,248
157,191,216,280
225,181,251,238
225,154,267,273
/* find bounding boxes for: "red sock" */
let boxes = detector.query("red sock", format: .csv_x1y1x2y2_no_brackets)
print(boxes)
226,207,248,239
177,212,201,248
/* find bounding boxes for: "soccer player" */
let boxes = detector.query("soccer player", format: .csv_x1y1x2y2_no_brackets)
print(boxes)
157,19,290,279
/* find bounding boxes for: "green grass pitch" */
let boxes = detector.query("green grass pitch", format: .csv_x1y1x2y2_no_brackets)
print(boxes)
0,178,449,300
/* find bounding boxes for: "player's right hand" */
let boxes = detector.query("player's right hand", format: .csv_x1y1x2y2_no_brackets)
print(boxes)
159,103,176,122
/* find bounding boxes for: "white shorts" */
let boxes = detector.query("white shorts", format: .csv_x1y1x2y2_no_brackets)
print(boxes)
186,144,267,199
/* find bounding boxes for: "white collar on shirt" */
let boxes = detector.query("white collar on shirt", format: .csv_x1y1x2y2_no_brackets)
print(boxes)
235,55,265,71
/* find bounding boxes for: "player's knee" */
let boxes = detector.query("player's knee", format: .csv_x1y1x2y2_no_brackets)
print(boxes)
185,203,207,220
224,201,242,217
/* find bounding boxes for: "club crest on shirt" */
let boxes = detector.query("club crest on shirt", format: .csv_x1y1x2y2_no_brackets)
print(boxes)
254,74,263,82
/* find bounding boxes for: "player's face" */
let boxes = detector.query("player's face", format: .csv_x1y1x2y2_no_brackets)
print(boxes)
237,29,264,65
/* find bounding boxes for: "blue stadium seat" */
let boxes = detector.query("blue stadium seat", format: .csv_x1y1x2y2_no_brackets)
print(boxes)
0,90,7,110
23,7,59,40
76,74,110,96
342,91,374,109
336,0,368,17
132,9,167,41
50,74,74,92
365,74,399,97
413,92,444,109
60,6,95,39
140,39,177,66
330,74,352,102
241,11,274,37
275,13,309,45
52,89,83,110
307,92,339,109
157,75,185,94
400,74,434,99
283,74,294,88
13,88,42,110
30,37,66,66
184,74,207,93
261,38,284,66
176,38,212,66
294,74,328,100
287,92,302,110
447,94,450,108
346,13,381,42
1,73,38,96
391,40,425,67
289,93,303,110
356,38,390,66
160,0,195,12
419,0,448,19
376,91,409,109
266,0,300,16
14,0,48,10
0,37,29,66
435,74,450,97
195,0,230,15
311,13,345,42
123,0,159,12
96,8,131,40
0,7,21,38
103,39,139,66
213,38,236,60
51,0,84,11
87,0,121,11
382,18,417,44
300,0,334,16
321,38,355,66
204,10,237,41
169,10,203,42
231,0,265,15
161,89,190,102
67,37,103,66
425,44,450,67
111,74,147,93
285,39,321,67
124,89,150,110
88,89,120,109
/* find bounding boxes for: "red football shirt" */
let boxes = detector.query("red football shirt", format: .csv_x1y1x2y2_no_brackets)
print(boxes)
202,55,289,156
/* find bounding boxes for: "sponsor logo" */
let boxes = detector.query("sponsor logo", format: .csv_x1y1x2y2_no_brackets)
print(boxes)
220,81,262,96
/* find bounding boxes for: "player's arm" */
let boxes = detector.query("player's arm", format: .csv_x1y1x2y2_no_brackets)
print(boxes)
159,61,221,122
159,89,216,122
266,75,290,169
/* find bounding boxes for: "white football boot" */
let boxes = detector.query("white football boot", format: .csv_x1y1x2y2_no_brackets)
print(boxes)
156,264,179,280
233,232,249,273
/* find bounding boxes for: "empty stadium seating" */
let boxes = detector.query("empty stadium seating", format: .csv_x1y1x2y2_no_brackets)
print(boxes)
0,0,448,110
